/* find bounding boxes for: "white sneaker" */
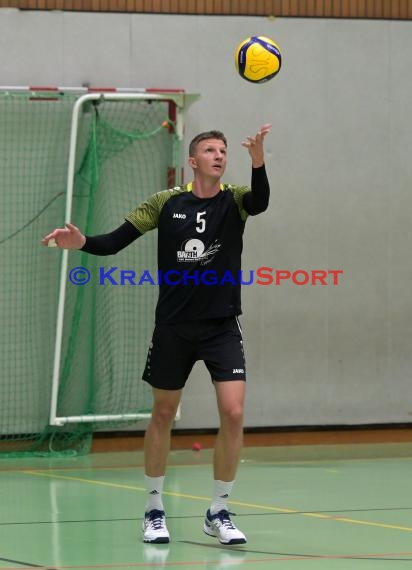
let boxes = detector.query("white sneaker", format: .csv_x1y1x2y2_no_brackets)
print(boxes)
203,509,247,545
142,509,170,543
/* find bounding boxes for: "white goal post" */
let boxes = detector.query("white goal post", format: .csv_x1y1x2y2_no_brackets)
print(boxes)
44,88,199,427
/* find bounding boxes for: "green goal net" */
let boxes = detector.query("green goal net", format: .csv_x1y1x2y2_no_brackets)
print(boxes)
0,88,190,456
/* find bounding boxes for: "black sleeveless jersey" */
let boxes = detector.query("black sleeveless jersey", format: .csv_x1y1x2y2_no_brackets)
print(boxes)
126,182,251,323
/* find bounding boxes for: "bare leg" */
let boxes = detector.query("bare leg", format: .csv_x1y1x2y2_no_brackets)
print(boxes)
203,380,247,544
213,380,245,481
144,387,182,477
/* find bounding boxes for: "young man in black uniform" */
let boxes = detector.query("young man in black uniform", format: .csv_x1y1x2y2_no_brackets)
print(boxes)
42,124,271,545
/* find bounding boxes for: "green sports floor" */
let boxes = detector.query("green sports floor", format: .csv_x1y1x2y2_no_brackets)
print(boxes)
1,442,412,569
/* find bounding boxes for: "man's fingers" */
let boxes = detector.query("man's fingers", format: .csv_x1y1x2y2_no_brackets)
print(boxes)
241,136,256,147
260,123,272,133
65,222,79,233
257,125,272,140
42,226,70,245
258,126,272,138
42,232,55,242
242,125,271,148
41,232,60,247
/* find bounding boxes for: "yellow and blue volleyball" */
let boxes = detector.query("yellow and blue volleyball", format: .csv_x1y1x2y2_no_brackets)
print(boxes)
235,36,282,83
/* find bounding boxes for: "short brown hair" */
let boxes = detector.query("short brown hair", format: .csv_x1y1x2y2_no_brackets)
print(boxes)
189,130,227,157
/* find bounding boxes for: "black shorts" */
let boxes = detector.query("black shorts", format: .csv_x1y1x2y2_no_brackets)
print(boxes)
142,317,246,390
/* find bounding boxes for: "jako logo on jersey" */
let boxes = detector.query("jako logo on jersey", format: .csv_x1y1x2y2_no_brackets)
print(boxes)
232,369,244,374
173,213,187,219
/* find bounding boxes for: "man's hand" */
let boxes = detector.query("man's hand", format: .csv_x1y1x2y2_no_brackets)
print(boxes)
241,124,272,168
41,222,86,249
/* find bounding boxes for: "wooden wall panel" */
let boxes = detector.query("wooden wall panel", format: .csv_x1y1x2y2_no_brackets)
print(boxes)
2,0,412,19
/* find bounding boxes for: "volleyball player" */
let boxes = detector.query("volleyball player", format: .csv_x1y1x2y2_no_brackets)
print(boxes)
42,124,271,544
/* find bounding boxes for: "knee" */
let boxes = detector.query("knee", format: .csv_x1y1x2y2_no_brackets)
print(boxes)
151,403,177,428
220,404,244,427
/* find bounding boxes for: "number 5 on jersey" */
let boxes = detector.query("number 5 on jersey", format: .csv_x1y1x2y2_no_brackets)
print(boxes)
196,211,206,233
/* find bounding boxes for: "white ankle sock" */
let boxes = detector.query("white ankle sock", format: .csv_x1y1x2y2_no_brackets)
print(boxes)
145,475,165,512
210,480,234,515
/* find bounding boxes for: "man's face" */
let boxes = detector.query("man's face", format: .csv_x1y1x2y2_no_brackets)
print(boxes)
189,138,227,178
